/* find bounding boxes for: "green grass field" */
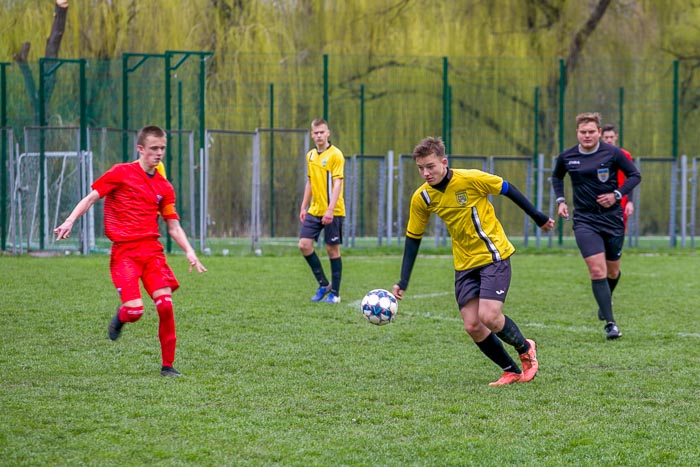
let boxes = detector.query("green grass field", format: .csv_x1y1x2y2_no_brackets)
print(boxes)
1,250,699,465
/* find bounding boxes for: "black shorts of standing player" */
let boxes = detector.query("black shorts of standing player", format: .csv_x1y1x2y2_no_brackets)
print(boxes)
455,258,512,307
299,214,344,245
574,222,625,261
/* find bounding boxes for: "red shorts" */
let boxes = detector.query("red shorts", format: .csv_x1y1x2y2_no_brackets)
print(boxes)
110,239,179,302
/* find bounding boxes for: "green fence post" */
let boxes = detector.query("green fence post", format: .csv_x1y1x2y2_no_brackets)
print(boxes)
446,84,452,154
177,80,184,225
199,55,208,163
121,55,129,163
557,59,566,246
558,59,566,154
671,60,679,248
442,57,449,146
0,62,8,251
618,87,624,147
360,84,365,236
533,86,540,237
672,60,679,161
533,86,540,160
38,59,47,250
323,54,329,121
269,82,275,237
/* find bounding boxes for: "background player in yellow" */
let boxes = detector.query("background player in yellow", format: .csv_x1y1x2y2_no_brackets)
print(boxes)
298,118,346,303
393,137,554,386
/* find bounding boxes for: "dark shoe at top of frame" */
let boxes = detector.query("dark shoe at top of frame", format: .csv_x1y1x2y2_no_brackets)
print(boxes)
161,366,182,377
604,322,622,340
108,308,124,341
310,286,330,302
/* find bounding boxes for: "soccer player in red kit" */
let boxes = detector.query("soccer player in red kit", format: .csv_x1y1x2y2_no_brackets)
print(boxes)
54,125,207,377
601,124,635,230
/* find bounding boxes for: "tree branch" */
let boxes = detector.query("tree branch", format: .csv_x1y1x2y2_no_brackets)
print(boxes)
564,0,612,82
12,1,68,124
46,0,69,58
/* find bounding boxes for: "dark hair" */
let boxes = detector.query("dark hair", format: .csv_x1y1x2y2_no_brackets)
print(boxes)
575,112,602,129
601,124,617,133
137,125,166,146
412,136,446,160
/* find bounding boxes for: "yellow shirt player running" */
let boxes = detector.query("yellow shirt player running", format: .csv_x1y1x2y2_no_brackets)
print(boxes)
406,168,515,272
298,118,346,304
393,137,554,386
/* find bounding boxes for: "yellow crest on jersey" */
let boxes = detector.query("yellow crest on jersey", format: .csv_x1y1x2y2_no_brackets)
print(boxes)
455,191,467,206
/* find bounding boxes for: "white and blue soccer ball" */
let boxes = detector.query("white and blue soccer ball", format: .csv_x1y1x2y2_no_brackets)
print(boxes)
360,289,398,325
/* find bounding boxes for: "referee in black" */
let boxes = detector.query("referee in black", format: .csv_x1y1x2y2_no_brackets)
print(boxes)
552,112,641,340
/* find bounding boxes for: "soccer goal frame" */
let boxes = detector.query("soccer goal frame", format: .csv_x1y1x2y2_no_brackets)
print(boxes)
11,148,93,255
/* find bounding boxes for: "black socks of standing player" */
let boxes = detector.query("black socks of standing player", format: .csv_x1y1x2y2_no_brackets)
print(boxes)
592,278,614,322
304,252,329,288
475,333,521,374
330,257,342,296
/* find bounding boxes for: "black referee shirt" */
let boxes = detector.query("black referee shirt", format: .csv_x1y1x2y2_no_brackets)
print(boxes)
552,142,641,233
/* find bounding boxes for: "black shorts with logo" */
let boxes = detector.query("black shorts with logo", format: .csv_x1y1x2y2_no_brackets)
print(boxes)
299,214,344,245
573,211,625,260
454,258,512,307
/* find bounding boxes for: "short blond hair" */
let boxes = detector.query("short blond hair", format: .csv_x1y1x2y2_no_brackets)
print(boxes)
311,118,328,129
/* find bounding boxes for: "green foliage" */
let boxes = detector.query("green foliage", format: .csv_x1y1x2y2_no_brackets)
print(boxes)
1,252,699,464
2,1,700,157
4,1,700,239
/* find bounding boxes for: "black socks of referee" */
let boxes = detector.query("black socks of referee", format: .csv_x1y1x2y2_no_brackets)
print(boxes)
608,271,620,295
592,278,614,323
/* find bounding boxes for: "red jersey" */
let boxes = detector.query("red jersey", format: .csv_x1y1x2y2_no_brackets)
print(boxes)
92,161,180,243
616,148,633,227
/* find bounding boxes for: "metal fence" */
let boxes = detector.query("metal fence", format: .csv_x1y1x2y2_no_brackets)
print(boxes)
7,125,700,254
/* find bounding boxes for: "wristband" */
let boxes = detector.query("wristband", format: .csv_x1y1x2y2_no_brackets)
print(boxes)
555,197,566,205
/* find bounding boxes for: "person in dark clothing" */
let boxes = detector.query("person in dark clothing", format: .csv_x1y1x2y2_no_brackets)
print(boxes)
552,113,641,340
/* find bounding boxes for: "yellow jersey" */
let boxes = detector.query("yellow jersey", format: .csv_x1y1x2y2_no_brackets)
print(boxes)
406,168,515,271
305,144,345,217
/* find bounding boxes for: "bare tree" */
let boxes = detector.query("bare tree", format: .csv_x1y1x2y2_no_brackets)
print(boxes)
540,0,612,154
12,0,69,124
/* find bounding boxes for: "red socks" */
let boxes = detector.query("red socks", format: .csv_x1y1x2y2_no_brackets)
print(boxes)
117,305,144,323
155,295,176,367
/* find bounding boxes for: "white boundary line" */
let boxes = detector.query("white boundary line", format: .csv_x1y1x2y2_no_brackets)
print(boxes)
347,292,700,339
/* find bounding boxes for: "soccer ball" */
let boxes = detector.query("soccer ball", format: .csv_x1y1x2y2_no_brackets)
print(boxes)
360,289,398,325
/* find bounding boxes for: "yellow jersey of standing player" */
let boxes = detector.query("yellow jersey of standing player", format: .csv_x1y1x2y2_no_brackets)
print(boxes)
305,145,345,217
406,168,515,271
